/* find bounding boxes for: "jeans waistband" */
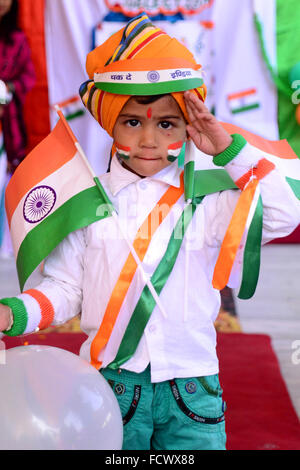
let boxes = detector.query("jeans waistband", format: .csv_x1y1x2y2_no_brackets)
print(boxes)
101,365,152,386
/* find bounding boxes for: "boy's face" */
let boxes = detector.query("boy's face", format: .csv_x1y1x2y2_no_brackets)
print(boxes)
112,95,187,177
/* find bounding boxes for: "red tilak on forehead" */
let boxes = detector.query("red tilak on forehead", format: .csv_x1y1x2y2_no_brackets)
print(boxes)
147,107,152,119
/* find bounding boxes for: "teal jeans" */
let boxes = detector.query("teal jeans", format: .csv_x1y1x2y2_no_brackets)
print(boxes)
101,366,226,450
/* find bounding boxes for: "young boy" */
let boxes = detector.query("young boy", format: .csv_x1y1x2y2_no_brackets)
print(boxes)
0,14,299,451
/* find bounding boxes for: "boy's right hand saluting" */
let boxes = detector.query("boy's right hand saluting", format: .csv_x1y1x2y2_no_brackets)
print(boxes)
0,304,12,332
184,91,233,156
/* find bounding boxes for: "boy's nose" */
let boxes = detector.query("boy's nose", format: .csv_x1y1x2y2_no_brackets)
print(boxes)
140,125,157,147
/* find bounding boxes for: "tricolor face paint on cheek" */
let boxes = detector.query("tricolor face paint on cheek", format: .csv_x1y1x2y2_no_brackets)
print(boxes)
115,142,130,160
167,141,183,162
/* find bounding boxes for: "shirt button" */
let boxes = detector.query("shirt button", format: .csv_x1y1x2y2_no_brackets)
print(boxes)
139,181,147,190
148,324,156,333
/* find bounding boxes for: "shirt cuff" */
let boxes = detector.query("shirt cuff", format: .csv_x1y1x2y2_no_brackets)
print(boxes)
213,134,247,167
0,297,28,336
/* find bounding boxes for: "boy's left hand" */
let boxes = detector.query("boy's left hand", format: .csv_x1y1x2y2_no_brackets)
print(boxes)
184,91,233,156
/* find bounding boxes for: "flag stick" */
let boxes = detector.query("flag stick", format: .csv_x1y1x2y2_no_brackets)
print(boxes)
183,199,192,323
183,141,194,321
54,107,167,318
184,140,195,202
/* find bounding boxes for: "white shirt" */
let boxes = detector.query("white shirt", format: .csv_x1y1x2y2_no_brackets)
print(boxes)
15,143,300,382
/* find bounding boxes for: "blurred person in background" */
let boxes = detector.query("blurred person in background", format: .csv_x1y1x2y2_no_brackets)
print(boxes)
0,0,35,256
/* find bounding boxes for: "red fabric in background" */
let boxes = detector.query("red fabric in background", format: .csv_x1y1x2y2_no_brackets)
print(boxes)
217,332,300,450
3,331,300,450
2,331,87,355
18,0,50,152
270,224,300,244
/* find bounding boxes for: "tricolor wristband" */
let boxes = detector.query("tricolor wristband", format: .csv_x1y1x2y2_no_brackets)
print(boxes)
213,134,247,167
0,297,28,336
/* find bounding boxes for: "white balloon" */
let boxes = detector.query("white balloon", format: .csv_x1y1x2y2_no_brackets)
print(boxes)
0,345,123,450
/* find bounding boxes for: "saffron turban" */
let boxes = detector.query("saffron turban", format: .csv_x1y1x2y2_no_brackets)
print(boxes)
79,13,206,137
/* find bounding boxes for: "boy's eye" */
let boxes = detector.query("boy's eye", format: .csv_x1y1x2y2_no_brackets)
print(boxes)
159,121,172,129
126,119,140,127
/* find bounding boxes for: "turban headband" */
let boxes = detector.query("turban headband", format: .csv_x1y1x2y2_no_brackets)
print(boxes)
79,13,206,137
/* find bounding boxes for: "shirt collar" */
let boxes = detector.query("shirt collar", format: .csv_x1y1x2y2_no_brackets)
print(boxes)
108,155,182,196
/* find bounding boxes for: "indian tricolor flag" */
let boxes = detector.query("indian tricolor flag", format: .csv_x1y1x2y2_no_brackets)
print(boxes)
227,88,260,114
5,111,113,291
53,95,85,121
212,122,300,299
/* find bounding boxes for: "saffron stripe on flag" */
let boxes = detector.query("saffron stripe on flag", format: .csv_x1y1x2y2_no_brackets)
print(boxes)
221,122,299,159
227,88,257,100
5,118,78,226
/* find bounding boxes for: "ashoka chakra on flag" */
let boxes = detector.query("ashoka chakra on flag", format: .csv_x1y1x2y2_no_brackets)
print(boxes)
23,185,56,224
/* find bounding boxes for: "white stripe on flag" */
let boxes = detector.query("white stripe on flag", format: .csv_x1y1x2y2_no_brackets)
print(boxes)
245,178,261,231
228,93,258,111
184,140,196,165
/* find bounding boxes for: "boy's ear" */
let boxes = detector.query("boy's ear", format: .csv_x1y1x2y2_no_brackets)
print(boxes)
185,131,191,141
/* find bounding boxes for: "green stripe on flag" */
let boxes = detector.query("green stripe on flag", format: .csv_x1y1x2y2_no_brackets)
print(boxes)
193,169,237,197
184,160,195,201
108,197,204,370
17,185,112,291
231,103,260,114
177,142,186,168
238,195,263,299
254,13,291,97
66,110,85,121
286,176,300,199
95,78,203,96
184,168,238,203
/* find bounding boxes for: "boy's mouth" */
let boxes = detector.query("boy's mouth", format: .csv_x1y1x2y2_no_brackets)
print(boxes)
135,156,161,161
